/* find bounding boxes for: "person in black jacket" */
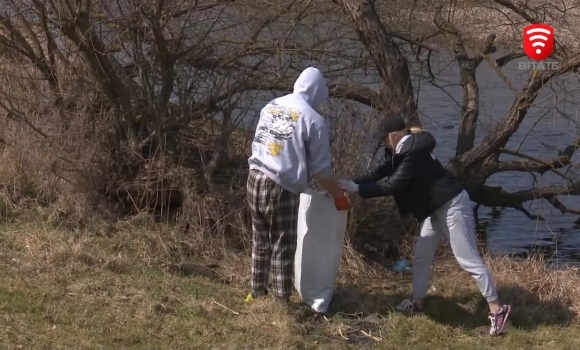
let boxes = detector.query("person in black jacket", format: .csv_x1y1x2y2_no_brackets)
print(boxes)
338,114,512,336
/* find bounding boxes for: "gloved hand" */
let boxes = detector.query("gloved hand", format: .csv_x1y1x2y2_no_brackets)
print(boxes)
334,196,351,211
337,179,359,193
321,191,351,210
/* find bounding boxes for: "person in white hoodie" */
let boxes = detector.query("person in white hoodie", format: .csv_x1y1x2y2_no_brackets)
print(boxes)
245,67,344,303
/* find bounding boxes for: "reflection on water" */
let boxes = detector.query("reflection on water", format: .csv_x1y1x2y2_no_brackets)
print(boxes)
476,206,580,268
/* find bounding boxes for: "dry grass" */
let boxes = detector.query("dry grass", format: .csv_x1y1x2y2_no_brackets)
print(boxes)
0,4,579,347
0,216,579,350
0,61,578,349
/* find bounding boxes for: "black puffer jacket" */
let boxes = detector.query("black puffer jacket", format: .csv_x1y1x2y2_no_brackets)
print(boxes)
353,131,464,223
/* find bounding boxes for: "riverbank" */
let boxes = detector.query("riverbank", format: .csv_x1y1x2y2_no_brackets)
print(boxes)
384,1,580,50
0,217,578,349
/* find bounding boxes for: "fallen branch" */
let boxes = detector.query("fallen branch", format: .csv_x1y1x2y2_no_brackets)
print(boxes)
360,329,382,341
471,183,580,220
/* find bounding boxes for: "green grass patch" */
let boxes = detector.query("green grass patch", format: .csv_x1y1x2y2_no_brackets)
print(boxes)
0,222,578,349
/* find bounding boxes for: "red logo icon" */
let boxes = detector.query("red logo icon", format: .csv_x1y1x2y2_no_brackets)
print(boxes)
523,24,554,61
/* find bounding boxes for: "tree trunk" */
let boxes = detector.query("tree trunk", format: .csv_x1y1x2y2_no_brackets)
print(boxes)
333,0,420,126
455,60,480,156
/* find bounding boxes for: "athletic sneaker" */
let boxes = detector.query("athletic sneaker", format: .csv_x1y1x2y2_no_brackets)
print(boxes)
394,299,425,313
489,304,511,336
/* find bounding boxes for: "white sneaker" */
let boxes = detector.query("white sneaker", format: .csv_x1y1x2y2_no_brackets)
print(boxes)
394,299,424,313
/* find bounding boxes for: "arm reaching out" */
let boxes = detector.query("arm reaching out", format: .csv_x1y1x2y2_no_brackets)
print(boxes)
357,154,423,198
352,149,395,184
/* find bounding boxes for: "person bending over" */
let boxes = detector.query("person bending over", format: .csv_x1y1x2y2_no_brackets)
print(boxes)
338,114,511,336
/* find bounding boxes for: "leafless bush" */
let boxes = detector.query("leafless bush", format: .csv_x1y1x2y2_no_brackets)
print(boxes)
0,1,376,265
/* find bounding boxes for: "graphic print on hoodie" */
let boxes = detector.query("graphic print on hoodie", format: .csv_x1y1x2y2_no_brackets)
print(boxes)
254,104,301,157
249,67,334,194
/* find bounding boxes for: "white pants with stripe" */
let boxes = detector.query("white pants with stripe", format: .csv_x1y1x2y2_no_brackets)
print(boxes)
412,190,499,303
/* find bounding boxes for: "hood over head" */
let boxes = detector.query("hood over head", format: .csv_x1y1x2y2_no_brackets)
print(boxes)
395,131,436,155
293,67,329,110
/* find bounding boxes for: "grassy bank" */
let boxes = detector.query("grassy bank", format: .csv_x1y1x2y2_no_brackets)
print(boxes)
0,218,579,350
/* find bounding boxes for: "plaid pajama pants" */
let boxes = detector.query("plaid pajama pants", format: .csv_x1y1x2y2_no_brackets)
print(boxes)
247,169,299,299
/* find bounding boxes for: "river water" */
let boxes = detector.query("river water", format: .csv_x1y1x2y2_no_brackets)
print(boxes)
409,48,580,267
239,46,580,266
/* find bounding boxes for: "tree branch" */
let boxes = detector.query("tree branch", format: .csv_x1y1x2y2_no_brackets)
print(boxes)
190,78,380,116
483,54,519,96
434,6,497,156
0,11,58,89
472,183,580,220
0,101,48,138
141,6,176,123
493,148,571,177
547,197,580,215
495,51,526,67
450,54,580,182
161,0,239,19
492,0,567,57
390,31,440,53
249,1,295,42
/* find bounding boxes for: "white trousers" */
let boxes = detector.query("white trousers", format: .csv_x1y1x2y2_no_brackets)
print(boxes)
412,190,499,303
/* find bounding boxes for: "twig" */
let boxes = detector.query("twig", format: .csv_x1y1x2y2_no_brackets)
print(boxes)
338,328,349,340
516,205,544,221
498,148,569,178
360,329,382,341
492,0,567,56
367,143,381,169
483,54,519,96
25,238,38,262
546,197,580,215
495,51,527,67
390,31,439,52
211,298,239,315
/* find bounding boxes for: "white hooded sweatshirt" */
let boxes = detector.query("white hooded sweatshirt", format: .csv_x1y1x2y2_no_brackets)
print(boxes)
248,67,334,194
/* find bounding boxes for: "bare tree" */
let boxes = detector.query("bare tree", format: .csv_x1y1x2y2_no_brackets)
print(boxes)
0,0,379,214
332,0,580,221
1,0,579,226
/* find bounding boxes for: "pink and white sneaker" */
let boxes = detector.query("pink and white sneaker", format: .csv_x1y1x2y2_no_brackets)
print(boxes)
489,304,512,336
